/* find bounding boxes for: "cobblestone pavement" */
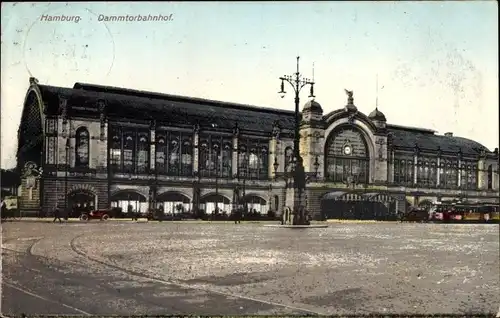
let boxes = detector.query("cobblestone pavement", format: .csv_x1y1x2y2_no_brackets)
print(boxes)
1,222,499,315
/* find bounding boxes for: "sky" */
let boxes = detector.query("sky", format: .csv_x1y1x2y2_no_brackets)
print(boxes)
1,1,498,169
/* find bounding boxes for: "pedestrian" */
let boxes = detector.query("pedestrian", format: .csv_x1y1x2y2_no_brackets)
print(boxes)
1,201,7,219
53,206,63,223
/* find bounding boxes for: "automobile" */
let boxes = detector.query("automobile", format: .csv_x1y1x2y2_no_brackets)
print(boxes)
80,209,111,221
401,208,429,222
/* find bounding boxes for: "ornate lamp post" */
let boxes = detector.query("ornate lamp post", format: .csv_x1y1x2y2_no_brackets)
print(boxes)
273,154,320,224
215,148,220,214
192,171,201,218
278,56,316,225
268,184,273,215
65,138,70,213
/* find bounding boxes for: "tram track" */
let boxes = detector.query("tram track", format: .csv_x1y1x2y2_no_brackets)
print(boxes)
3,235,185,314
1,236,93,316
69,233,324,315
3,233,319,315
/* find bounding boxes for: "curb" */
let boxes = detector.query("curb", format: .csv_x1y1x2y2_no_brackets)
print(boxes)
326,219,399,224
2,218,329,225
2,218,290,224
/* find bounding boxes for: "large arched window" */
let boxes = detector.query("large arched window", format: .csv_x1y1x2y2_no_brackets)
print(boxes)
416,157,437,186
199,139,211,176
238,145,248,178
181,138,193,176
199,135,232,178
109,127,122,171
417,159,427,186
440,158,458,188
156,136,166,173
137,134,149,173
468,164,477,189
325,126,369,184
169,135,180,175
75,127,90,167
460,161,478,189
155,131,193,176
393,155,414,185
123,133,135,173
222,141,232,178
238,139,268,180
429,159,437,186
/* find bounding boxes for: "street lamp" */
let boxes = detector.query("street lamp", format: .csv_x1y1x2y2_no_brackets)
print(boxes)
192,171,201,218
214,146,220,215
268,184,273,214
65,138,70,214
278,56,315,225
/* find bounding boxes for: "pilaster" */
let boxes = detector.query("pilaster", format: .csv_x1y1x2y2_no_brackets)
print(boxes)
97,100,108,170
193,124,200,173
374,137,388,183
477,152,486,189
436,147,441,186
413,145,419,184
493,164,499,190
232,124,239,177
457,149,462,187
388,148,394,183
269,123,281,178
149,120,156,170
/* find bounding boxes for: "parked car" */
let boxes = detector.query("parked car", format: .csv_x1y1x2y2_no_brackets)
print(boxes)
80,209,111,221
401,208,429,222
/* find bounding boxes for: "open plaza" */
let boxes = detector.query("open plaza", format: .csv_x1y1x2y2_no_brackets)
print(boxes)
1,220,499,315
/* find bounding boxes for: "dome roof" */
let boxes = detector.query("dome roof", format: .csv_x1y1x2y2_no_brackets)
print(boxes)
303,99,323,112
368,108,386,122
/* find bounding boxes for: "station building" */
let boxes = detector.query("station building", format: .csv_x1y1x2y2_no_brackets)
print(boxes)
16,77,499,219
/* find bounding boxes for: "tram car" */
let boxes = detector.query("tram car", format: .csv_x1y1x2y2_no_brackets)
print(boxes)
429,201,499,223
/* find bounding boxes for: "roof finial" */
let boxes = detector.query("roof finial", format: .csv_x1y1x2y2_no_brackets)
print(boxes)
376,74,379,110
312,62,315,82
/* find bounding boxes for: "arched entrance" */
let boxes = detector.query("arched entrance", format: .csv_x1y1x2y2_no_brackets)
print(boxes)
110,191,147,215
17,89,44,211
324,125,370,185
320,191,398,220
156,192,191,214
243,195,268,214
68,189,96,218
200,194,230,214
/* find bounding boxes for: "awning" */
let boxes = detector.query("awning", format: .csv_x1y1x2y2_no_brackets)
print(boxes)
322,191,398,202
322,191,364,201
321,191,347,200
362,193,397,203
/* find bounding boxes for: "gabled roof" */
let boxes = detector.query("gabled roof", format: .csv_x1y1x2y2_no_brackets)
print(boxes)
34,81,494,156
387,124,490,156
38,83,296,134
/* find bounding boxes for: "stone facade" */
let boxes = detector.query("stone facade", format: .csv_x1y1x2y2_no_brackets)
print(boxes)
16,79,500,218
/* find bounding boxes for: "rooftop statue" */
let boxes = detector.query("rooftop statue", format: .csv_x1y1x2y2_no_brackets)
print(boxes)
344,89,353,98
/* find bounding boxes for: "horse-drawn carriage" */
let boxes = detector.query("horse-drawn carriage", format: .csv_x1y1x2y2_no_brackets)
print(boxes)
0,196,21,221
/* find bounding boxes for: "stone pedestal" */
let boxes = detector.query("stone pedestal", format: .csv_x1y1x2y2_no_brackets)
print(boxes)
283,186,308,225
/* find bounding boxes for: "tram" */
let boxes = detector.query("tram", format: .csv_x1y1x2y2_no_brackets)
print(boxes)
429,200,499,223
